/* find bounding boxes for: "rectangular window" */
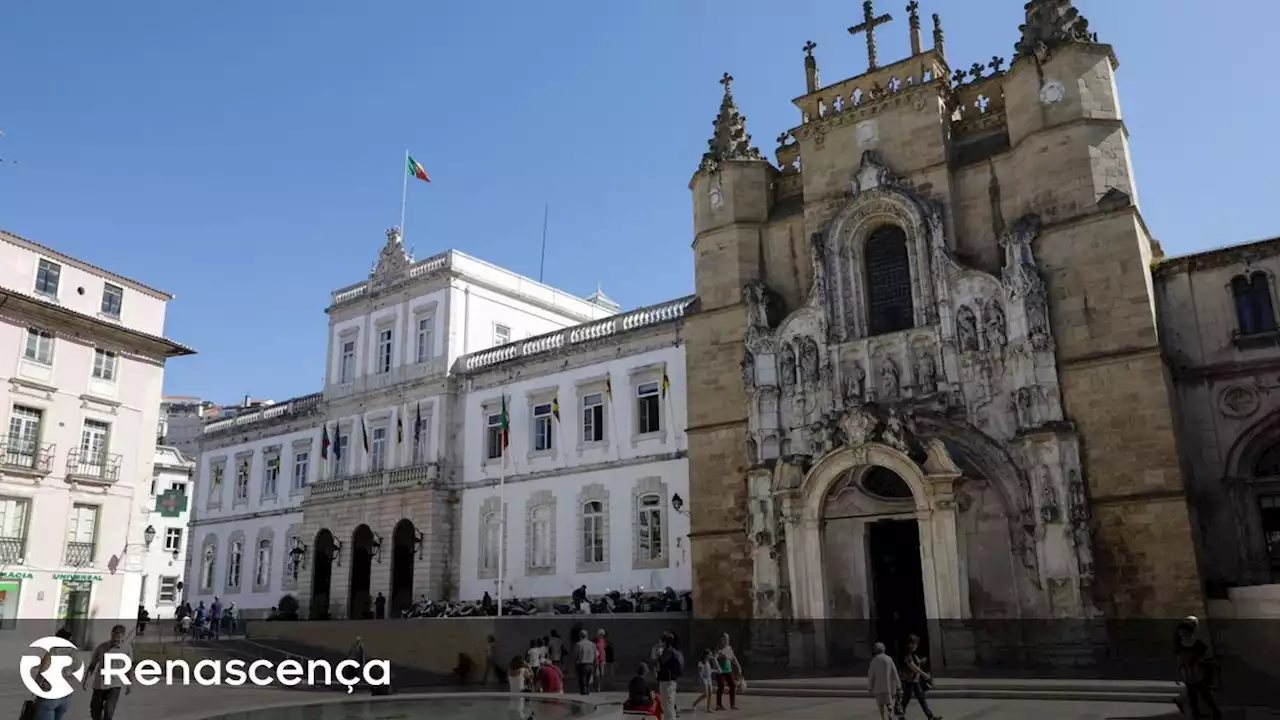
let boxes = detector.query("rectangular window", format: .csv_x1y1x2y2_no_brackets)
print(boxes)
158,576,179,604
494,324,511,345
0,497,31,543
292,451,309,489
164,527,182,552
263,456,280,496
92,348,117,381
79,420,110,476
287,535,302,582
583,392,604,443
100,283,123,318
234,459,249,500
68,503,98,545
23,329,54,365
34,259,60,297
533,403,553,452
339,340,356,383
337,434,350,476
370,427,387,471
150,477,158,495
6,406,43,469
416,316,434,363
376,328,393,374
582,500,605,565
637,381,661,434
486,412,504,460
637,494,664,562
170,479,187,496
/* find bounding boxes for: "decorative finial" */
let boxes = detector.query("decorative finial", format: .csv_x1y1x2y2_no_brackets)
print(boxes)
777,132,789,146
848,0,893,71
989,56,1005,74
803,41,821,92
1015,0,1096,61
700,72,763,172
385,226,402,244
932,13,946,59
720,72,733,93
952,69,967,87
970,63,984,81
906,1,922,55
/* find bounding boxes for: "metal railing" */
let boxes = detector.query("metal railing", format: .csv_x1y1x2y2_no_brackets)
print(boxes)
0,536,26,563
65,541,94,567
308,462,441,499
0,439,55,474
66,448,121,483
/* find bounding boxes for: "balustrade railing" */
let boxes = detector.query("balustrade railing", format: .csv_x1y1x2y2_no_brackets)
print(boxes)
65,541,94,567
307,463,441,499
204,393,323,435
65,448,121,484
0,439,54,474
0,537,26,564
461,295,695,372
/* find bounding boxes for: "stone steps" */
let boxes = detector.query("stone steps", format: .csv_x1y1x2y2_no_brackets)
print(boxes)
742,678,1179,704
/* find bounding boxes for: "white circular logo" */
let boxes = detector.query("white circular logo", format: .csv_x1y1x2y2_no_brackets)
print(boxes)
1039,79,1065,105
20,636,84,700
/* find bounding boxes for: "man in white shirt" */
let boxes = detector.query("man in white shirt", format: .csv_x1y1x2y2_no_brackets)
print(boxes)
83,624,132,720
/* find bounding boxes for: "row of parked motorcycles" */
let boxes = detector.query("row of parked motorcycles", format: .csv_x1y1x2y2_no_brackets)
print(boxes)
399,586,691,618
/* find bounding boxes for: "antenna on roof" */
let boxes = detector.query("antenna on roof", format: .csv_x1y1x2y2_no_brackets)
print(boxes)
538,204,549,283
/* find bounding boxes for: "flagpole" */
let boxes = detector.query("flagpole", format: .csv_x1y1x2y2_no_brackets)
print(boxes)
399,149,409,236
497,403,506,618
538,204,549,283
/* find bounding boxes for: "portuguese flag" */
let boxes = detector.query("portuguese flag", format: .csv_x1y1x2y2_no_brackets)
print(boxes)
407,155,431,182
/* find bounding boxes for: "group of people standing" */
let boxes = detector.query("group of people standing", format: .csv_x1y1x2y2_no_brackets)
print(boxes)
622,631,745,718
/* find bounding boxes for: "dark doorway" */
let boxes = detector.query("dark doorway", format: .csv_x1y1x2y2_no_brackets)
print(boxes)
391,519,417,618
310,529,335,620
867,519,927,661
348,525,375,620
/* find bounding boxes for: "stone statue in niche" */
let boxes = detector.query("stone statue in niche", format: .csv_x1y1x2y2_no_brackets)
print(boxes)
746,437,758,465
956,305,979,352
985,302,1008,349
742,351,755,388
800,338,820,383
743,282,771,330
882,410,908,452
781,345,797,389
1015,386,1037,427
843,361,866,404
1067,469,1089,524
1038,466,1061,523
915,350,937,391
879,357,901,401
1026,291,1050,339
1019,472,1035,523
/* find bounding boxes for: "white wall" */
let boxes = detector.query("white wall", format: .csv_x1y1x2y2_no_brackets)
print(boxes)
139,448,192,620
457,343,691,601
326,288,449,395
189,423,317,615
447,281,581,362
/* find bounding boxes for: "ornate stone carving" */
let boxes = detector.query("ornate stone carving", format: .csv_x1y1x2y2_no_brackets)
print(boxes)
984,302,1007,349
746,436,758,465
1038,466,1061,524
879,356,901,400
743,282,771,330
882,410,908,452
742,351,756,389
915,349,937,391
843,360,866,404
1067,469,1089,525
841,408,877,447
1014,0,1096,62
956,305,979,352
700,72,763,172
780,344,796,389
1219,384,1261,419
370,226,413,289
801,338,820,383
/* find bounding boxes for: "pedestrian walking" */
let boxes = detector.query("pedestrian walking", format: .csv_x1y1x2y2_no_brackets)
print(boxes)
899,634,941,720
714,633,743,711
573,629,597,695
868,642,902,720
1173,618,1222,720
594,630,608,691
656,631,683,719
690,650,715,713
83,625,132,720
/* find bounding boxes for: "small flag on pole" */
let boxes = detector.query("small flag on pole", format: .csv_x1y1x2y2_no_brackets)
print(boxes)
414,402,422,441
500,395,510,458
605,376,612,399
407,155,431,182
321,424,331,460
661,370,671,399
551,395,560,422
333,427,343,461
396,412,403,444
361,416,370,453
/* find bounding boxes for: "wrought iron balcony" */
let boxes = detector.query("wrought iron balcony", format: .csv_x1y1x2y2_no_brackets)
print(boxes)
308,462,441,499
65,541,95,567
0,537,27,564
0,439,55,476
66,447,121,484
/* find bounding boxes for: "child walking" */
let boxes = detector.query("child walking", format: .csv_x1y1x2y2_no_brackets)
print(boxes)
691,649,715,712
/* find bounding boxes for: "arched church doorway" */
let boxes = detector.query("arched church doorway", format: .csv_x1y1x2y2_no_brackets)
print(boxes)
348,524,376,619
824,464,928,661
391,519,417,618
310,529,335,620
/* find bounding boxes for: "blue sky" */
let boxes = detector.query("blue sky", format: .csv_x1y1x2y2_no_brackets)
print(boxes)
1,1,1275,402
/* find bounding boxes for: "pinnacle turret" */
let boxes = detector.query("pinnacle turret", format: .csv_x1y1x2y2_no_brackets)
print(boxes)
1014,0,1097,61
699,72,763,173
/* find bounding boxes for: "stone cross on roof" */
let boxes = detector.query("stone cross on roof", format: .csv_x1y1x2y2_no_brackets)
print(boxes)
848,0,893,71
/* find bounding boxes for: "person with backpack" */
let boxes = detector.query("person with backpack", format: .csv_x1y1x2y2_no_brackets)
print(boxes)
656,631,683,719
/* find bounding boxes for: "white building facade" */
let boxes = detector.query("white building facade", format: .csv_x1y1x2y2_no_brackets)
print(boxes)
189,226,693,618
183,394,322,619
139,445,193,620
456,297,694,602
0,229,192,639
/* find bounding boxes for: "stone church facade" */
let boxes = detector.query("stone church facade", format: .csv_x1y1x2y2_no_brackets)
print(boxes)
685,0,1213,666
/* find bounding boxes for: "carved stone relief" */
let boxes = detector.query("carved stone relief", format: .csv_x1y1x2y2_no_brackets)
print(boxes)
742,351,756,389
1219,384,1261,419
879,356,901,400
843,359,866,405
956,305,979,352
781,344,796,390
801,338,820,383
984,302,1007,350
914,347,937,392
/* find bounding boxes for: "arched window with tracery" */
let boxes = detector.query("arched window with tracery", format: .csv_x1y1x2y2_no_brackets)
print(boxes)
865,225,914,335
1232,271,1276,336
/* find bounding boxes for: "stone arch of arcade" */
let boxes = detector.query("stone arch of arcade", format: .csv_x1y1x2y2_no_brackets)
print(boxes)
310,529,336,620
348,524,378,619
391,519,418,617
1222,409,1280,585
